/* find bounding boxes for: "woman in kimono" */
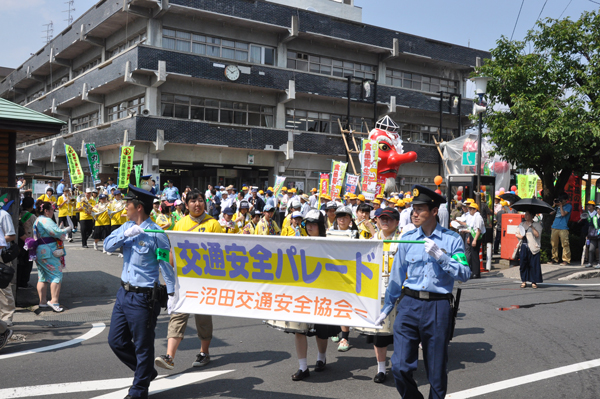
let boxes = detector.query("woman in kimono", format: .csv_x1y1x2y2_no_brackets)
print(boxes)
34,202,71,312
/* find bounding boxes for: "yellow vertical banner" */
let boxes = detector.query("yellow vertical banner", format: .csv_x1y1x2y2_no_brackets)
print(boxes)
118,146,135,189
65,144,84,184
318,173,330,203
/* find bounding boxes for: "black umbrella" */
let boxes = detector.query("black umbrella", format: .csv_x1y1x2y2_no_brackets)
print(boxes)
511,198,554,214
499,193,521,204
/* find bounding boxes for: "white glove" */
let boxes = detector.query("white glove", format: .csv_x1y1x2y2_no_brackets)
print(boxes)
167,294,177,314
124,225,144,238
374,311,388,326
424,238,444,261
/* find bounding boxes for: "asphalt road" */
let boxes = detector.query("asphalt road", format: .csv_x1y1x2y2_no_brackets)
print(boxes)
2,233,600,399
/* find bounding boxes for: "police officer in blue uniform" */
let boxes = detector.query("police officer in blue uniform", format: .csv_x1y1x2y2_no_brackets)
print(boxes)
376,185,471,399
104,184,176,399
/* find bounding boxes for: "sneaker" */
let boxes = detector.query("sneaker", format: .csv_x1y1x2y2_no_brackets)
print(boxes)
331,335,340,343
595,264,600,269
337,339,350,352
82,245,88,248
155,354,174,370
192,352,210,367
584,264,592,268
118,254,124,258
560,262,569,266
0,328,13,351
68,238,73,243
94,242,98,251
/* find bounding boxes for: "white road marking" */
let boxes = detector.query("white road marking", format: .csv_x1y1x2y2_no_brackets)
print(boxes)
0,322,105,360
0,376,165,398
513,281,600,287
91,370,233,398
446,358,600,398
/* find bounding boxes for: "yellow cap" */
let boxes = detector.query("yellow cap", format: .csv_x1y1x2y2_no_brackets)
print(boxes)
281,187,287,191
322,194,331,201
290,188,296,193
373,199,381,205
311,188,318,192
587,200,596,206
495,195,501,200
357,194,366,201
396,200,405,207
500,200,508,206
349,193,357,199
468,202,479,211
465,198,475,204
242,186,248,190
267,187,273,191
259,190,264,194
376,194,385,199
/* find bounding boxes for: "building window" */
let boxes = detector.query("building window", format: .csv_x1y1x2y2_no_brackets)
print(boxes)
162,28,275,66
287,51,376,80
285,109,372,134
160,93,275,127
72,111,100,132
385,69,458,94
74,58,101,77
107,95,145,121
107,31,147,58
400,123,456,144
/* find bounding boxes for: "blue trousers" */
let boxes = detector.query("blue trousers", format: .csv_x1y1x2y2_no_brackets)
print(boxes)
391,295,453,399
108,287,160,399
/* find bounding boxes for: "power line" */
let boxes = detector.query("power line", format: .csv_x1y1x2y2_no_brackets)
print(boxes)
559,0,574,18
536,0,549,25
511,0,525,40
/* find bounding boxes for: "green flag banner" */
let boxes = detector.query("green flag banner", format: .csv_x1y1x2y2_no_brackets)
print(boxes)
118,146,135,189
65,144,85,184
134,164,143,188
85,143,101,185
273,176,286,197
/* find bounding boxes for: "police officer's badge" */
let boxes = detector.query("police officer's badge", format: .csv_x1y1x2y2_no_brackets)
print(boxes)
412,188,419,197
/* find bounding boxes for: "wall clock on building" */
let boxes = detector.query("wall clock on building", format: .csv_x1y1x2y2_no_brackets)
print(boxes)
224,65,240,81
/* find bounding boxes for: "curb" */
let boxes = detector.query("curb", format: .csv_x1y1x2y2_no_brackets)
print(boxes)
558,270,600,281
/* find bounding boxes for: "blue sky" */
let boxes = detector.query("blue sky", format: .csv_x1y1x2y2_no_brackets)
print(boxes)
0,0,597,68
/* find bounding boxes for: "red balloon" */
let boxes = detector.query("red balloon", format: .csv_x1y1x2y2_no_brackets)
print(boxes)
457,195,463,201
511,185,517,192
435,189,442,195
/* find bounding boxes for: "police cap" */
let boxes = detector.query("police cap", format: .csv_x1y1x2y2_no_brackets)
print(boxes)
124,184,156,209
410,184,446,207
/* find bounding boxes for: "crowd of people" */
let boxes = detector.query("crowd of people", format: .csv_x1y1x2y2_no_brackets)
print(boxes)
5,176,596,398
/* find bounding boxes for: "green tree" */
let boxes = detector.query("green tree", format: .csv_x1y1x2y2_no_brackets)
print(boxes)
476,11,600,204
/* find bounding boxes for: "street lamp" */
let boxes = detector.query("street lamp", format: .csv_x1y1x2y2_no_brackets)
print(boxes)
470,76,491,207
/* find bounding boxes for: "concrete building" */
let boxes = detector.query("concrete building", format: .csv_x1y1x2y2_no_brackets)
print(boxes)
1,0,490,193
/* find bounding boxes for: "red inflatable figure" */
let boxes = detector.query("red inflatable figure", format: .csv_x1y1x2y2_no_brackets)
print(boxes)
369,116,417,193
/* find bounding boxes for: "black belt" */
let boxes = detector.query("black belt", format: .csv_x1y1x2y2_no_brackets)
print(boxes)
121,281,153,294
403,287,452,300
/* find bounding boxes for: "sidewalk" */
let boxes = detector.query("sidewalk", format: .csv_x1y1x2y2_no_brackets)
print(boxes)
492,262,597,281
8,238,123,346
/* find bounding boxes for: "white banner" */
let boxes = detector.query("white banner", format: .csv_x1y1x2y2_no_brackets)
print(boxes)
166,232,383,328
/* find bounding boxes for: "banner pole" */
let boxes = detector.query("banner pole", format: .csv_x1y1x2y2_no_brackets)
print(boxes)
142,229,424,244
